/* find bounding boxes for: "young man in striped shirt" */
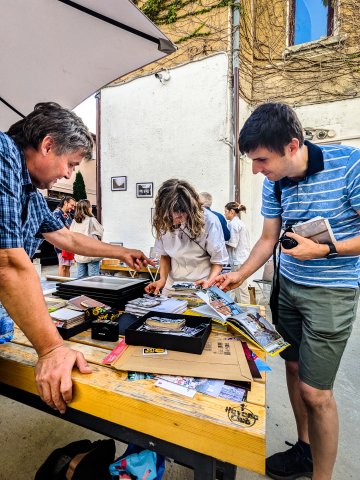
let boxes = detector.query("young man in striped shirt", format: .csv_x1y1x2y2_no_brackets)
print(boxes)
214,103,360,480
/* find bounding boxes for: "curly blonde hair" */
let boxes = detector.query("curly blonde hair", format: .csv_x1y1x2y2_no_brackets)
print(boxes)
153,179,205,239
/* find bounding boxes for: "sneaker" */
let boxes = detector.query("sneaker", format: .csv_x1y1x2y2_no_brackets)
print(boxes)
266,441,313,479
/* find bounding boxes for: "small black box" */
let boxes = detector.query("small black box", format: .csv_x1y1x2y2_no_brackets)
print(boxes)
92,320,119,342
56,319,92,340
125,312,212,354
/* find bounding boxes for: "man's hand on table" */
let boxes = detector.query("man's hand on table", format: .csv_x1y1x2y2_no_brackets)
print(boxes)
35,344,92,414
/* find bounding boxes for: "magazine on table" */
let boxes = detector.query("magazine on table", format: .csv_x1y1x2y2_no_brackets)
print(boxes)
195,286,289,356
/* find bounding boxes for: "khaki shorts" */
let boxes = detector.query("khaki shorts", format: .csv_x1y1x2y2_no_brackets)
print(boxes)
277,275,359,390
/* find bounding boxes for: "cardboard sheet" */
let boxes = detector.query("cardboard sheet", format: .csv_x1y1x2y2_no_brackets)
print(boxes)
113,333,252,382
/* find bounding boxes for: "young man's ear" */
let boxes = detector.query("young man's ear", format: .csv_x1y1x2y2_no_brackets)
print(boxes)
287,138,300,156
40,135,55,156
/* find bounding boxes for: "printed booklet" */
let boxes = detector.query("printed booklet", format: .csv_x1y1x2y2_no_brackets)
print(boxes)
292,216,335,244
195,286,289,356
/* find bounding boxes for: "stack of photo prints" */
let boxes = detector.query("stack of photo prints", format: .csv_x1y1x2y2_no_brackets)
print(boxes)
46,294,110,329
50,307,85,329
167,281,202,297
124,295,188,316
136,316,208,338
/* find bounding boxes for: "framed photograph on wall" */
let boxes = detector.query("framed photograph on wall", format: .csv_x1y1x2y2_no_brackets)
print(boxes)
111,176,127,191
136,182,153,198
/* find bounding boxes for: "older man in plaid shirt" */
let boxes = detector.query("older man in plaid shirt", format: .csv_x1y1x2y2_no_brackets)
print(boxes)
0,102,151,413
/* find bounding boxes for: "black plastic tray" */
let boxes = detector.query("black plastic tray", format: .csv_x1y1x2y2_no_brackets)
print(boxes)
125,312,212,354
56,319,93,340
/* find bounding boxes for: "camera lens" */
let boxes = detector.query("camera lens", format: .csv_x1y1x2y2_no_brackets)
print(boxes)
281,236,298,249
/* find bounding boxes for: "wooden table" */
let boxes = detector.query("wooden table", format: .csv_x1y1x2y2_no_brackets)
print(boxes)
101,263,158,279
0,326,266,479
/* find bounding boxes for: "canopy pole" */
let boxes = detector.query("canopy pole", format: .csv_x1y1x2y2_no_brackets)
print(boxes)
0,97,25,120
58,0,176,53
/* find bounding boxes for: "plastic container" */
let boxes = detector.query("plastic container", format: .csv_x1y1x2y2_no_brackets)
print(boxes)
0,303,14,344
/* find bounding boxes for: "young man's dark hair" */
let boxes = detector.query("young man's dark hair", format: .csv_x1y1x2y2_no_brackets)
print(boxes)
58,196,76,208
238,102,304,156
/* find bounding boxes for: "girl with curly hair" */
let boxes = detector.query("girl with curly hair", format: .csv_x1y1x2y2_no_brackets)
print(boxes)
145,179,228,295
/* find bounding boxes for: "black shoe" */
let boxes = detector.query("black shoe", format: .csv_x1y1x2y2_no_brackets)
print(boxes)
266,441,313,479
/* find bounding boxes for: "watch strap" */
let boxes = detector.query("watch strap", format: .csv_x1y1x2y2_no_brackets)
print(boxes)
325,242,338,258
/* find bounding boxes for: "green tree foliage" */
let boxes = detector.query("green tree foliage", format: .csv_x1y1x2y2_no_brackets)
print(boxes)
73,171,87,201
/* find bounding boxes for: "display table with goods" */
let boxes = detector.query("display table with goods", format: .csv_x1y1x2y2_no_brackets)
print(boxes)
0,307,267,479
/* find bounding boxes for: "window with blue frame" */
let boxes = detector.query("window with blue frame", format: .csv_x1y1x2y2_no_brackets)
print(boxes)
289,0,334,46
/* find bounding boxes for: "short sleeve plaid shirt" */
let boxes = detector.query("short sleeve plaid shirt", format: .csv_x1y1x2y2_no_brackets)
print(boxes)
0,132,63,259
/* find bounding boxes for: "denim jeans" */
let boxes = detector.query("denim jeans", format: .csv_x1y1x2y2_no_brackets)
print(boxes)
77,261,101,279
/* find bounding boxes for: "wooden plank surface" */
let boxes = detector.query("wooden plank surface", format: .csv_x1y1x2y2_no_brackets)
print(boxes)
0,334,266,473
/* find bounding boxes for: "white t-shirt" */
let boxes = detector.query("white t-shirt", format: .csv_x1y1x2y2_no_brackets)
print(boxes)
226,216,250,266
70,216,104,263
154,208,228,290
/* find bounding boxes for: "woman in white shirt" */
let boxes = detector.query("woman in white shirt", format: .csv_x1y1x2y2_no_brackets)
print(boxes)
145,179,228,295
70,199,104,278
224,202,250,303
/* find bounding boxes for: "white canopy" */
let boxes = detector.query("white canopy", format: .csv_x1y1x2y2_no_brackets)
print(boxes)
0,0,176,131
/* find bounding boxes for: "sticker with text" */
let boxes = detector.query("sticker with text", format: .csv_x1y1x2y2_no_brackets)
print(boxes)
225,404,258,427
143,347,168,356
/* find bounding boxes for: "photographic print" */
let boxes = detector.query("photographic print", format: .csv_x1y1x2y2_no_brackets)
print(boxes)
111,176,127,191
136,182,153,198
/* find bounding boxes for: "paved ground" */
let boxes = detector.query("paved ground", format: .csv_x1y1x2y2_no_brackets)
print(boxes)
0,265,359,479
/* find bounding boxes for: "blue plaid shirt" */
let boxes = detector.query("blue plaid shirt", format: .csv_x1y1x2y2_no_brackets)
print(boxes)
0,132,63,259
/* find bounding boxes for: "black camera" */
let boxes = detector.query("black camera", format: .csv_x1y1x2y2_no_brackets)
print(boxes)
280,227,298,250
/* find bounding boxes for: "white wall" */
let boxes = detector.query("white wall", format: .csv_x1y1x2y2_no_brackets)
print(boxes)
100,54,231,252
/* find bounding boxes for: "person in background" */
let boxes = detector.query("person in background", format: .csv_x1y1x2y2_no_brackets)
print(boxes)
70,199,104,278
224,202,250,303
199,191,230,241
0,102,151,414
145,179,228,295
52,196,76,277
214,102,360,480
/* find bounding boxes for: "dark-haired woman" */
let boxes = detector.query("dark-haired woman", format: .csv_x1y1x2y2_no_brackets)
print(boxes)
224,202,250,303
145,179,228,295
70,200,104,278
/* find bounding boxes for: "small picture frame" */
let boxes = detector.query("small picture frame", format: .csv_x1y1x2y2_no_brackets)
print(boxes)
111,176,127,191
136,182,153,198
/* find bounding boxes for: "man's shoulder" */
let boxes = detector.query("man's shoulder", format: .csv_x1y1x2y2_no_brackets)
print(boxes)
320,143,360,163
204,207,222,226
0,132,21,163
53,208,63,218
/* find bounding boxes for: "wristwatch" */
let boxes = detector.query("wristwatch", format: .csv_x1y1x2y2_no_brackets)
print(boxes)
325,242,338,259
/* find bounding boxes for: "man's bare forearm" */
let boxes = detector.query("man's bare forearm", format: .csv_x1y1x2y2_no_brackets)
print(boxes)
237,237,275,280
0,249,64,356
45,230,129,258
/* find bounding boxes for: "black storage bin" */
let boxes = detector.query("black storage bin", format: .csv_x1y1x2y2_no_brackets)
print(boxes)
125,312,212,354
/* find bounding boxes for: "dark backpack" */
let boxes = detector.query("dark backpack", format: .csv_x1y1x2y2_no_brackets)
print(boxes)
35,439,116,480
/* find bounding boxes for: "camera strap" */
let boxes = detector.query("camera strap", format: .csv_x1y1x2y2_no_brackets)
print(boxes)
269,239,281,325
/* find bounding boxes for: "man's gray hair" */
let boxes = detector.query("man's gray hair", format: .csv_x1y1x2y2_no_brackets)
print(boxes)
199,192,213,208
7,102,93,160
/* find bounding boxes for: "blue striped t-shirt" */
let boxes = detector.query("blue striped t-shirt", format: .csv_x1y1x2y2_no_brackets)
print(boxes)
261,141,360,288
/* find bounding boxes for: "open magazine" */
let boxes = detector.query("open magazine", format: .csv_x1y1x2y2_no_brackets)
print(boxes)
195,286,289,356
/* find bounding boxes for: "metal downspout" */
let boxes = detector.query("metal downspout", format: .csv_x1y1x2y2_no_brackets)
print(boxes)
233,0,241,203
95,92,102,223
